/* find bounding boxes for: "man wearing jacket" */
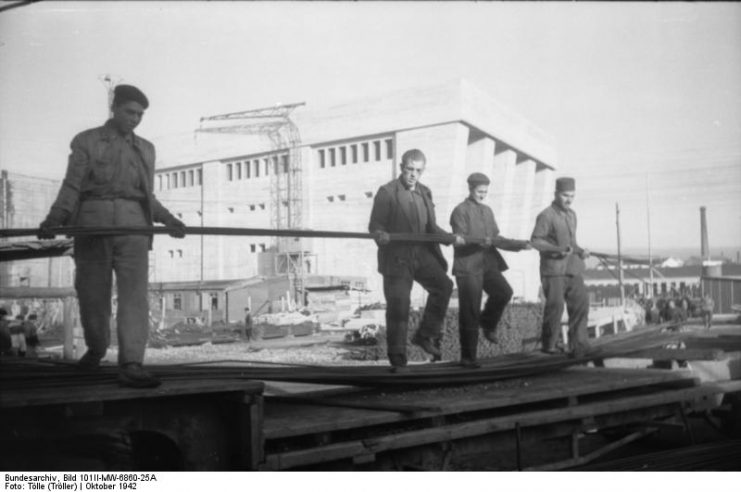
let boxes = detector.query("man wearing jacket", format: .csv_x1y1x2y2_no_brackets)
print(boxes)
39,84,185,388
530,177,590,358
369,149,463,372
450,172,531,368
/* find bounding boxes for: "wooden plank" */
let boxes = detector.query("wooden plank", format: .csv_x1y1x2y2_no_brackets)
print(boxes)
612,348,726,361
0,378,265,408
524,427,658,471
262,367,696,439
267,395,443,415
232,393,264,471
684,336,741,352
263,381,740,470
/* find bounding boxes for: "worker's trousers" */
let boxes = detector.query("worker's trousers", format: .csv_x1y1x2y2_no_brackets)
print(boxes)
540,274,589,353
383,246,453,363
456,269,513,361
74,235,151,366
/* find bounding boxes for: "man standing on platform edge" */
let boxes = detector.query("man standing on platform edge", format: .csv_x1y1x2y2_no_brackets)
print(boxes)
369,149,464,373
530,177,591,358
38,84,186,388
450,172,531,368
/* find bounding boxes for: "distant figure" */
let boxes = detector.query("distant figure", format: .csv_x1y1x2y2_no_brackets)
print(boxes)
663,299,684,324
10,315,27,356
38,84,186,388
701,295,715,330
0,308,12,354
23,314,41,357
680,296,691,319
368,149,464,372
530,177,591,358
244,307,254,341
450,172,531,369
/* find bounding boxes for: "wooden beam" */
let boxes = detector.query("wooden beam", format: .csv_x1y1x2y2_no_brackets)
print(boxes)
524,427,658,471
267,395,443,415
262,382,740,469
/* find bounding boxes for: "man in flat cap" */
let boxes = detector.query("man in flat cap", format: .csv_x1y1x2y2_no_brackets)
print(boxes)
39,84,185,388
369,149,464,372
530,177,591,358
450,172,531,368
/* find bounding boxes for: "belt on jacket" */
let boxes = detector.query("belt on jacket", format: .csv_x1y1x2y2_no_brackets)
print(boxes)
80,195,145,203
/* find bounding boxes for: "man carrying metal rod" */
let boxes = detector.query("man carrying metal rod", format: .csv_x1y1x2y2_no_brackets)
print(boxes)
38,84,185,388
369,149,464,373
530,177,591,358
450,173,532,368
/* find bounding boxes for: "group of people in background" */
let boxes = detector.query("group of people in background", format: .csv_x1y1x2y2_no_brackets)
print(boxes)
641,294,715,330
369,149,591,372
0,309,40,357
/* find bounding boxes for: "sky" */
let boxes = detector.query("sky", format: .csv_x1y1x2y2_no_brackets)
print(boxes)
1,1,740,256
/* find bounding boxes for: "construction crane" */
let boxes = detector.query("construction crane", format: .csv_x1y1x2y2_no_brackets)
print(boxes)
196,102,309,306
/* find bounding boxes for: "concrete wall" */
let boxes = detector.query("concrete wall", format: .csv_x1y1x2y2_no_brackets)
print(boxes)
0,171,75,289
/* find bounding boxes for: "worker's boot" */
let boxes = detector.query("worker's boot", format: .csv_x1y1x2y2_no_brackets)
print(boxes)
118,363,161,389
388,354,409,373
411,333,441,358
482,329,500,344
77,350,103,371
459,358,481,369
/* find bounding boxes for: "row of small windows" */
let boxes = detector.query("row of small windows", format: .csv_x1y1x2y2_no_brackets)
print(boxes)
169,203,267,219
226,154,289,181
318,138,393,169
172,293,218,311
157,169,202,191
167,243,267,259
326,191,374,202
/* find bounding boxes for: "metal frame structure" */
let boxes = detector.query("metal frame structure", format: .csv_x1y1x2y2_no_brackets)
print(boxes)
196,103,310,304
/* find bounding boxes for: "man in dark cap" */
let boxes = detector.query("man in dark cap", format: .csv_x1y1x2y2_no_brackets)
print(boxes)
450,172,531,368
530,177,591,357
38,84,185,388
369,149,464,372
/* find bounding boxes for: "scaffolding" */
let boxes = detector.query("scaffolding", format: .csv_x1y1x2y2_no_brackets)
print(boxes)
196,103,313,305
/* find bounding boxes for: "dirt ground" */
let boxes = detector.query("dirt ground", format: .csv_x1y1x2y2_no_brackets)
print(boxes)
38,331,389,367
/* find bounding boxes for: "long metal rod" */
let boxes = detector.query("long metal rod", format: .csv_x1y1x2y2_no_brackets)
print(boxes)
2,226,635,261
1,226,458,244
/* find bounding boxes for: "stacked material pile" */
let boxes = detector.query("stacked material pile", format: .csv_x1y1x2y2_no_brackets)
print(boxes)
353,303,543,362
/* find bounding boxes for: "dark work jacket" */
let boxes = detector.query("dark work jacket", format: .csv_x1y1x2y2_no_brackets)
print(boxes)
368,178,450,275
450,197,510,277
47,120,177,249
531,202,585,277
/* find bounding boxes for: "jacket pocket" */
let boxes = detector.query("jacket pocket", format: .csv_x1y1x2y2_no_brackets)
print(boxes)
88,158,115,184
116,200,148,226
76,200,114,227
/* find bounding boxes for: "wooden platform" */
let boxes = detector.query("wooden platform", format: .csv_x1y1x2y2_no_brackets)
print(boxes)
260,366,739,470
0,365,265,471
2,325,740,470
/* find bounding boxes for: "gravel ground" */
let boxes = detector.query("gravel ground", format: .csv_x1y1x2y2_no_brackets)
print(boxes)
144,334,386,367
37,332,390,367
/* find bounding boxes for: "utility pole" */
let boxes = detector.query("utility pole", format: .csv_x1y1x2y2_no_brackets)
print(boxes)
616,202,625,306
646,173,654,299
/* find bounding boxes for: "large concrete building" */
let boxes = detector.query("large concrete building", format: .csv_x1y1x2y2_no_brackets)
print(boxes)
0,170,74,289
152,79,559,305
